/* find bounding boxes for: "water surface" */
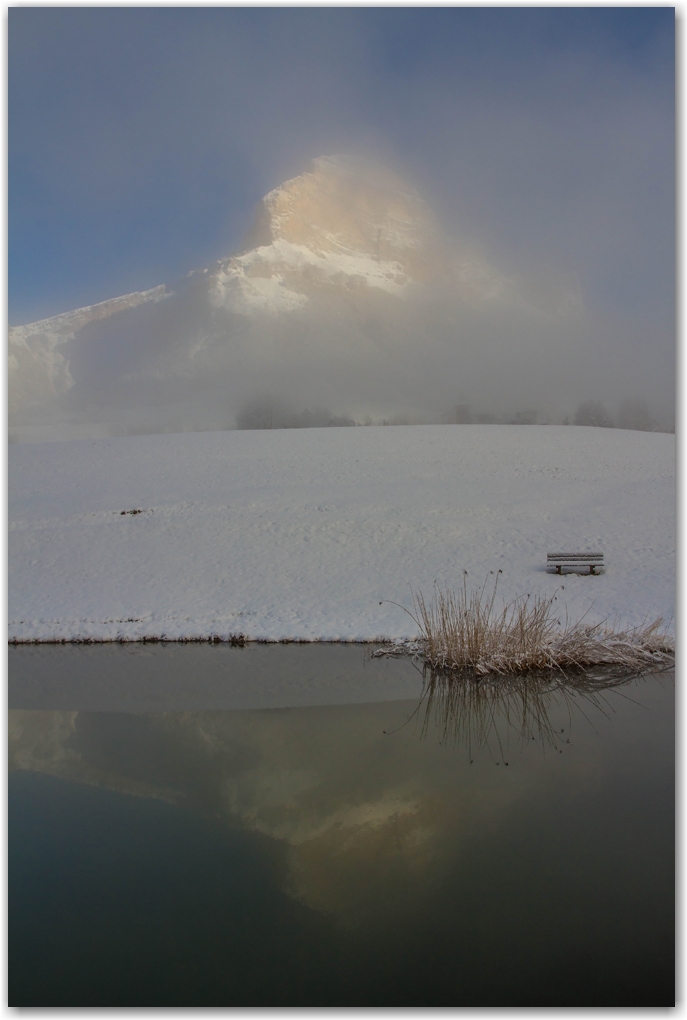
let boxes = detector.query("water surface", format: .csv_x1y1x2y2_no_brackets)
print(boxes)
9,645,674,1006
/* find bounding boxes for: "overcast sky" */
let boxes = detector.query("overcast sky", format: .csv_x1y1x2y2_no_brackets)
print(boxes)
9,6,674,372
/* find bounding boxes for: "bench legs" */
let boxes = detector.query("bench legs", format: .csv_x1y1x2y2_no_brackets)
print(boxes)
552,564,600,574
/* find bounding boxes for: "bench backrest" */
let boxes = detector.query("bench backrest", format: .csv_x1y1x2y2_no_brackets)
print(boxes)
547,552,604,563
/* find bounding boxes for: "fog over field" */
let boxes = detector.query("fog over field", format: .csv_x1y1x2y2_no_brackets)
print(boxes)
9,9,674,438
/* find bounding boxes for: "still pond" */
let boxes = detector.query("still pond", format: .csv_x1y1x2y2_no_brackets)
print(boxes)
9,643,674,1006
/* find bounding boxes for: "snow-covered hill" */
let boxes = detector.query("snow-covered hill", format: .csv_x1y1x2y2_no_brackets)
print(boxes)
9,425,674,643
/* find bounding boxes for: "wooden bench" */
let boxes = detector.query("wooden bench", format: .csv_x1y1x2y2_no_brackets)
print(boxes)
547,552,604,575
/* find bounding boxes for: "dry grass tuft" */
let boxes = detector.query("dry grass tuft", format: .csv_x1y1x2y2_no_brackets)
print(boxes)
388,574,673,677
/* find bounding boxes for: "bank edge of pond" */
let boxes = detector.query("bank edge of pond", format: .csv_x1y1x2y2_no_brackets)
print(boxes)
8,634,395,647
8,632,673,694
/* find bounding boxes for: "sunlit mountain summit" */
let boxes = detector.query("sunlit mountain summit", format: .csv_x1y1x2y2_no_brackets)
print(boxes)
208,155,451,313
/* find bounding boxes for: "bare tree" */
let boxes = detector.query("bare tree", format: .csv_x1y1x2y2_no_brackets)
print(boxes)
574,401,614,428
616,398,654,432
510,410,538,425
236,395,355,430
235,395,289,430
452,404,472,424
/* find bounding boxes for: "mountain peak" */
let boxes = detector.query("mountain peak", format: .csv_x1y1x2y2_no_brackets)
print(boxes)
209,155,446,315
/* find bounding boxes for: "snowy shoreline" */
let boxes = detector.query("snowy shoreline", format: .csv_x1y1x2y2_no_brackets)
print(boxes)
9,425,674,644
8,636,390,646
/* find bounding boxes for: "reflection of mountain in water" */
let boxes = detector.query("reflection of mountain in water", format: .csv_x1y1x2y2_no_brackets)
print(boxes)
9,705,447,927
9,673,666,928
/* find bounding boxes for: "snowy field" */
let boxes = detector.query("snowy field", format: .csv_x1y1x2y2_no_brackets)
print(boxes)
9,425,675,643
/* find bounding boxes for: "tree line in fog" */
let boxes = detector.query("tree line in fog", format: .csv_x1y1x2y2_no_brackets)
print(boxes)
236,394,673,433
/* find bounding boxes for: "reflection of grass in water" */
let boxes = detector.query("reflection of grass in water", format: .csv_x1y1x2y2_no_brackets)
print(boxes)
413,663,671,758
383,574,674,678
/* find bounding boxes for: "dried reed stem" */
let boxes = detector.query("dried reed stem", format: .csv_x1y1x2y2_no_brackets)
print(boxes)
394,574,673,677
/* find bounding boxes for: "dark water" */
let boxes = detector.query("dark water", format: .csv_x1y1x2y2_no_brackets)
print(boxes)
9,645,674,1006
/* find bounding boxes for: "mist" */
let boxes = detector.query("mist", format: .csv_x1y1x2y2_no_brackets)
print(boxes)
40,231,671,437
9,9,674,437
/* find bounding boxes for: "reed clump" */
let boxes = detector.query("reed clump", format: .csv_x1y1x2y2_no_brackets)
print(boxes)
396,574,673,677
